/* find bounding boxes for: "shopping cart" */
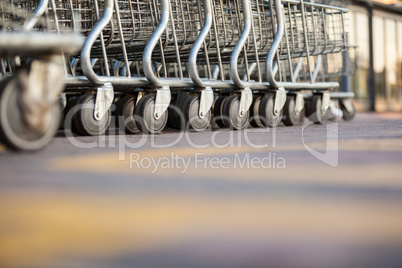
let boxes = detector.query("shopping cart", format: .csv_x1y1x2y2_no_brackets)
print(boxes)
55,0,355,135
0,0,83,151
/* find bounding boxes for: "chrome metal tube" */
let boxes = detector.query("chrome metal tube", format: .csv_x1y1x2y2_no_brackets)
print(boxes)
24,0,49,31
189,0,213,88
81,0,114,84
266,0,285,88
312,55,322,82
282,0,349,12
293,57,304,81
300,0,313,80
143,0,170,87
230,0,252,89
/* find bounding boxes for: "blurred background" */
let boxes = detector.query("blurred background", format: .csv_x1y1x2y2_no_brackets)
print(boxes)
345,0,402,112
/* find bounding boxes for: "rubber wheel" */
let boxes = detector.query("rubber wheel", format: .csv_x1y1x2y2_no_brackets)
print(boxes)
183,95,211,132
63,96,80,132
340,100,356,121
259,94,282,128
308,95,324,124
282,96,302,126
72,94,111,136
222,95,249,130
112,96,123,116
324,107,337,121
115,95,140,134
0,77,61,151
58,98,66,130
134,94,168,134
167,95,184,130
249,95,264,128
213,95,228,128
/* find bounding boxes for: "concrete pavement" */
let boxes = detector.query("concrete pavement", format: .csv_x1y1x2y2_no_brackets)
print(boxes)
0,112,402,268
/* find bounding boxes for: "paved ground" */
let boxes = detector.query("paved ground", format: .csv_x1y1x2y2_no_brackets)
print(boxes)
1,112,402,268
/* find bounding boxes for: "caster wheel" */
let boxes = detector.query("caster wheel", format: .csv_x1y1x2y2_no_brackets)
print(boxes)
0,77,61,151
259,94,282,128
115,95,140,134
63,96,80,132
340,100,356,121
304,99,312,118
58,98,66,130
213,95,228,128
72,94,111,136
324,107,337,121
58,100,64,130
282,96,302,126
183,95,211,132
249,95,264,128
112,96,124,116
167,95,184,130
134,94,168,134
222,95,249,130
308,95,324,124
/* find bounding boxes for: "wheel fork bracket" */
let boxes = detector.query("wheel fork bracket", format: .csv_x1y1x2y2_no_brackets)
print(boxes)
294,93,304,116
154,86,171,120
94,83,114,121
274,87,287,116
341,98,354,114
199,87,214,119
239,87,253,117
321,92,330,114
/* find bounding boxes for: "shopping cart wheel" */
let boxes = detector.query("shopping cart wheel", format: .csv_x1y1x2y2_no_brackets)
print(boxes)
115,95,140,134
324,107,337,122
58,98,66,130
282,96,302,126
213,95,228,128
339,100,356,121
167,95,185,130
222,95,249,130
308,95,324,124
63,96,80,133
0,77,60,151
259,94,282,128
249,95,264,128
134,94,168,134
72,94,111,136
183,95,211,132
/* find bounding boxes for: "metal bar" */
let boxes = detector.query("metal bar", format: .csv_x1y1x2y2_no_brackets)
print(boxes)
367,4,375,111
283,4,294,83
114,0,131,77
24,0,49,31
211,0,224,81
230,0,252,89
283,0,349,12
189,0,213,88
266,0,284,88
312,55,321,82
81,0,114,84
169,2,183,79
143,0,170,87
64,76,339,91
94,0,111,77
300,0,313,82
250,0,262,83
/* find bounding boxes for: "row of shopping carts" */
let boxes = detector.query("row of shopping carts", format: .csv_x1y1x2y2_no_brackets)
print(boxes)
0,0,356,151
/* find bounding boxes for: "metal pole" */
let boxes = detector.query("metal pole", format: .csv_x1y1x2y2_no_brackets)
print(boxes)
367,4,375,111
